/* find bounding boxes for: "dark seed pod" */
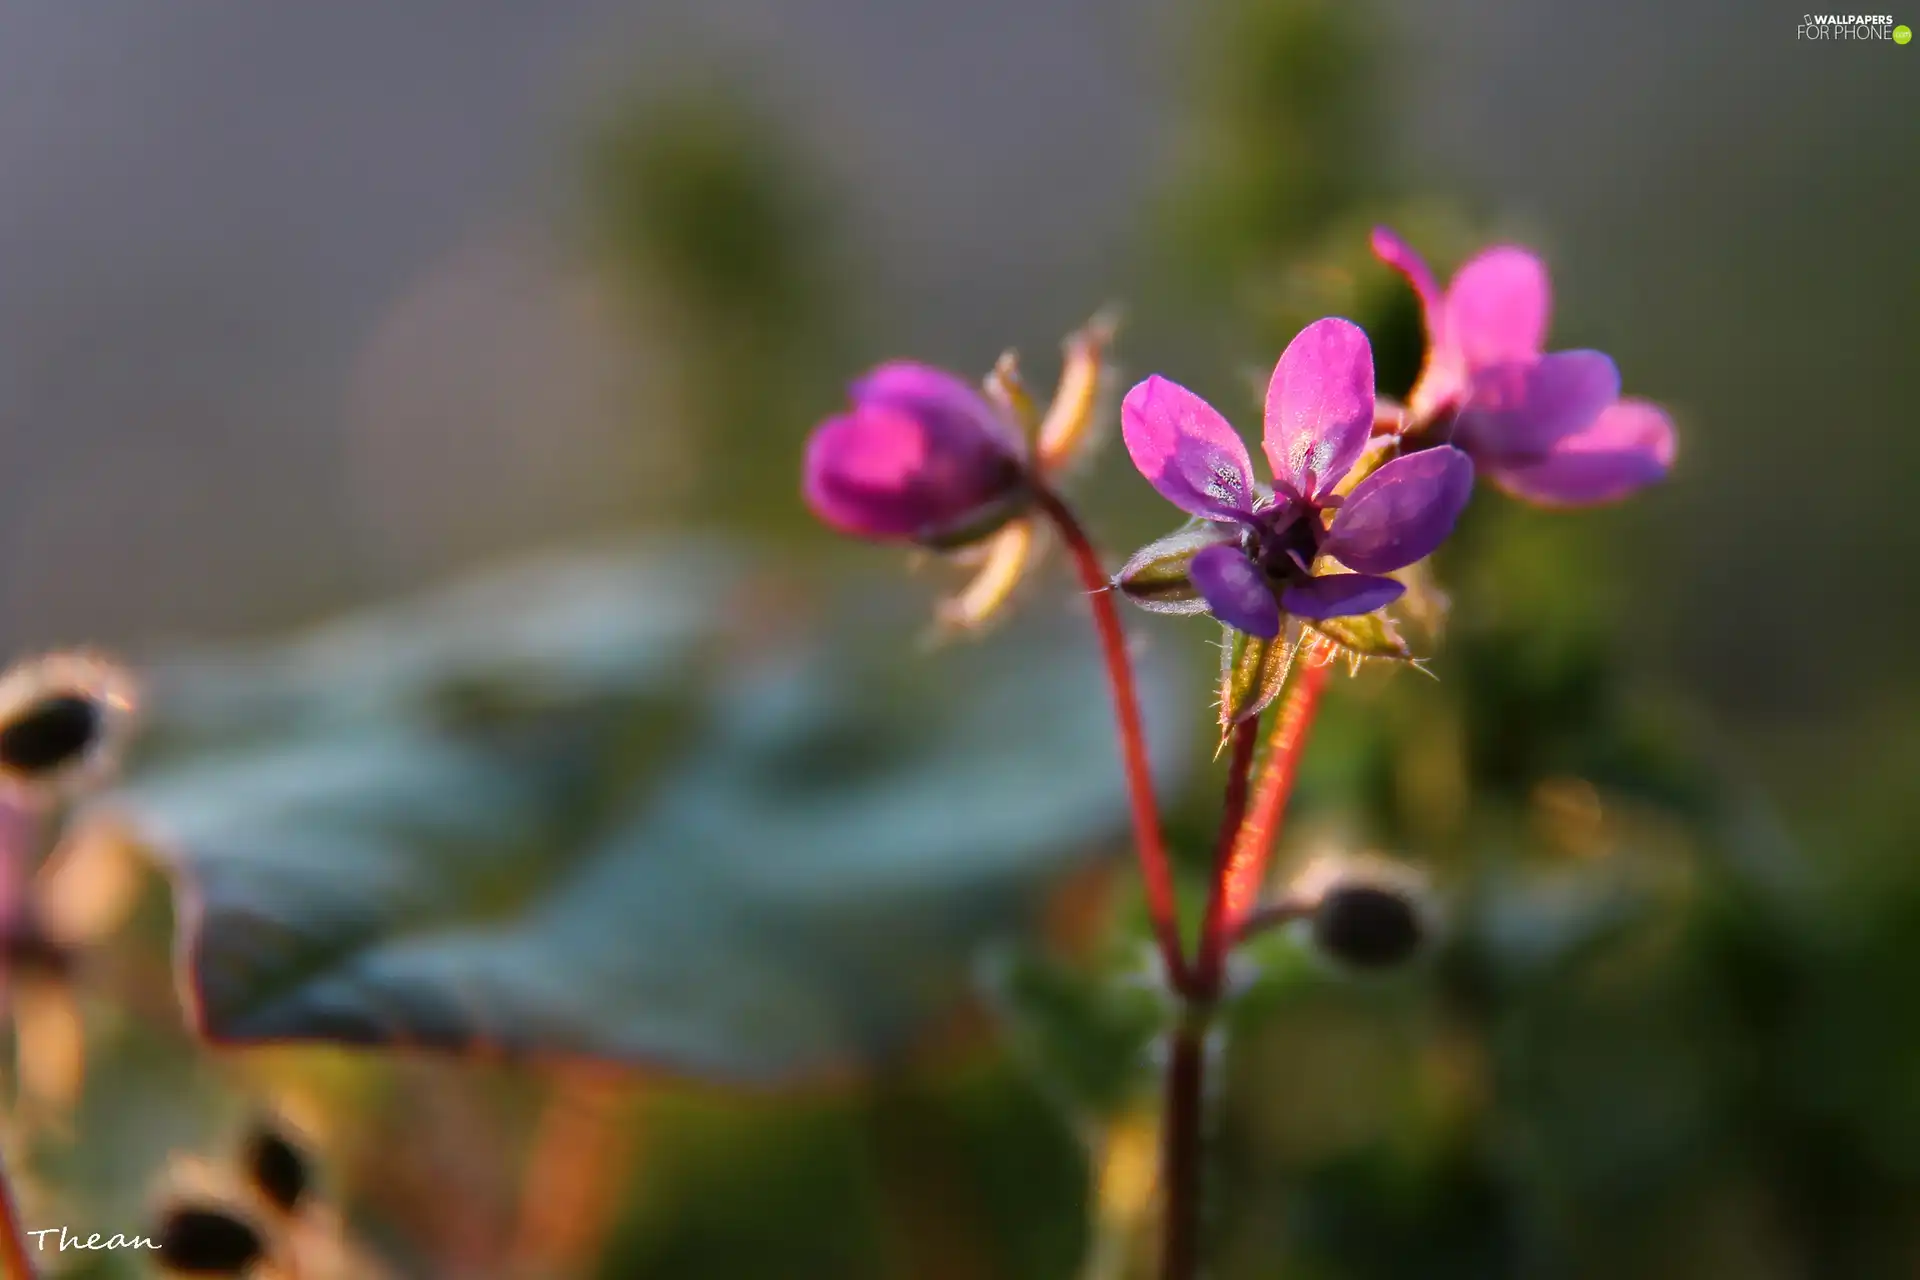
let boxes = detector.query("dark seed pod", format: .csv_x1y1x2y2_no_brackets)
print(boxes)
242,1122,312,1214
1311,881,1426,969
155,1205,265,1274
0,694,100,776
0,653,136,793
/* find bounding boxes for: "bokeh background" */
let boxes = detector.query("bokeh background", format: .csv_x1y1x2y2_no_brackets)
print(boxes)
1,1,1916,1277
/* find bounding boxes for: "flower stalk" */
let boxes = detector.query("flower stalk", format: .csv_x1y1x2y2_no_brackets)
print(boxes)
1033,484,1189,993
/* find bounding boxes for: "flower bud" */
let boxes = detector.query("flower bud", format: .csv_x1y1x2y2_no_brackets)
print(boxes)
155,1205,266,1275
803,361,1030,548
1113,525,1232,615
242,1121,312,1215
1312,880,1428,969
0,653,137,797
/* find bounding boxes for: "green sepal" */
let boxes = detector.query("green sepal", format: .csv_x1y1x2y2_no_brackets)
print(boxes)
1113,524,1233,616
1218,619,1301,732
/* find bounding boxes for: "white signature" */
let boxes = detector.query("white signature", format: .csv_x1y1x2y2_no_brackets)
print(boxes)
26,1226,159,1251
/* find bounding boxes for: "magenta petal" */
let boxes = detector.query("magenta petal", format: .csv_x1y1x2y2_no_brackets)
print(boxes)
1446,246,1550,371
854,361,1023,455
1263,317,1377,504
1281,573,1405,621
803,405,1021,541
1370,226,1443,342
1121,375,1257,520
804,409,936,538
1489,398,1676,507
1456,350,1620,462
1324,446,1474,574
1190,543,1282,638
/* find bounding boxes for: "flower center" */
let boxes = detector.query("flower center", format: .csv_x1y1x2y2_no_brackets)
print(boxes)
1243,506,1323,585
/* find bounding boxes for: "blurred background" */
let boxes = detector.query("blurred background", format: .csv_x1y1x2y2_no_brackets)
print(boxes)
0,0,1916,1276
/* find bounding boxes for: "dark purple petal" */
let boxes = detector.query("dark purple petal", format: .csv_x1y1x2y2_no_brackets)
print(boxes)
1455,350,1620,462
803,405,1023,542
1263,318,1376,504
1190,543,1282,638
1323,446,1474,574
1280,573,1405,620
1488,398,1676,507
1121,375,1257,520
1445,247,1550,371
1370,227,1443,343
853,361,1023,456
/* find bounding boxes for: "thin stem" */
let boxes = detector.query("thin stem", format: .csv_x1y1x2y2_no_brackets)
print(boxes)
1216,639,1335,938
1158,1020,1206,1280
1192,716,1262,998
1033,485,1187,991
0,1150,35,1279
1232,895,1314,945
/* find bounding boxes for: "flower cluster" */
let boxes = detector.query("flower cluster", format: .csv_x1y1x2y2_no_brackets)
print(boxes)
801,229,1674,646
795,227,1681,1280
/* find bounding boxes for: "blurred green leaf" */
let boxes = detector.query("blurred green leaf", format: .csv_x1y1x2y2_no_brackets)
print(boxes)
976,941,1169,1125
103,545,1193,1084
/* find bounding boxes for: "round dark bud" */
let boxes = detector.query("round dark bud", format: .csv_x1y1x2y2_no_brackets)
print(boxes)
155,1205,265,1274
1312,882,1425,969
243,1123,312,1214
0,693,102,777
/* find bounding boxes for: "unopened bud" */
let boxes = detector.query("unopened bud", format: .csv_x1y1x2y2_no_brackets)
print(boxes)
1113,525,1232,616
155,1204,266,1275
804,361,1031,549
242,1121,313,1215
1312,880,1428,969
0,653,137,797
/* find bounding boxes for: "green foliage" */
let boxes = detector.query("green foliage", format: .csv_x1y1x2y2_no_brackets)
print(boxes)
109,544,1193,1083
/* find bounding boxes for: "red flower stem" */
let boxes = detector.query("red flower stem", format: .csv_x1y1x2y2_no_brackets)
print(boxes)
1216,640,1335,938
1159,641,1332,1280
1157,711,1261,1280
1158,1019,1206,1280
1034,486,1188,991
0,1151,36,1279
1192,716,1262,998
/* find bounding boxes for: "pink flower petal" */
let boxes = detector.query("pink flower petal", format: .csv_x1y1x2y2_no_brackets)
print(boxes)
1488,398,1675,507
1263,317,1376,504
1323,446,1475,574
1446,246,1550,371
1121,376,1258,521
1370,226,1444,343
1456,350,1620,461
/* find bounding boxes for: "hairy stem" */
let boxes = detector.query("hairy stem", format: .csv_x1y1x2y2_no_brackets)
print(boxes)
1034,485,1188,991
1216,639,1335,937
1193,716,1262,997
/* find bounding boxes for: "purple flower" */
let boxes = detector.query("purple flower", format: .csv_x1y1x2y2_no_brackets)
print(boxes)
1118,318,1474,639
1371,227,1676,507
804,362,1029,546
